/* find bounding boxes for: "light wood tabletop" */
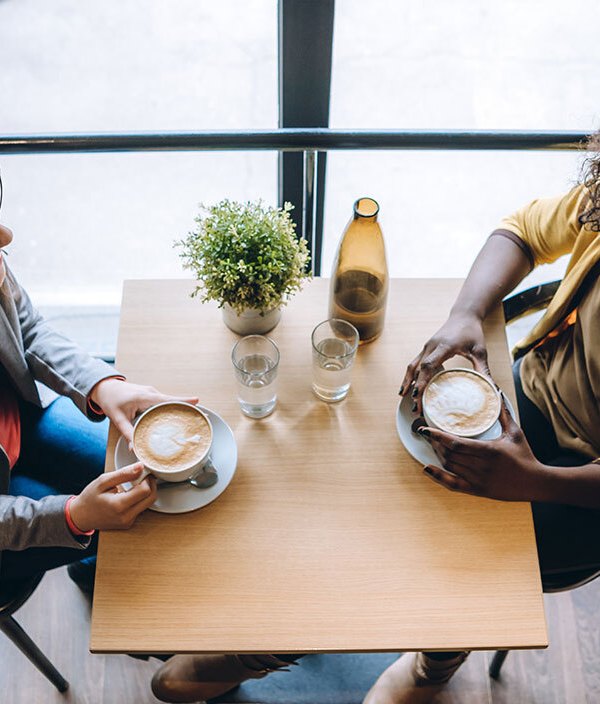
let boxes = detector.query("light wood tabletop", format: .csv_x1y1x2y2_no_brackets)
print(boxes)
90,278,547,655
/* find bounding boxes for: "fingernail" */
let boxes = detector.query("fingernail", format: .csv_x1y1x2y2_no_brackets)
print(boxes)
412,401,417,413
417,427,430,437
423,466,433,475
398,385,404,396
411,387,418,398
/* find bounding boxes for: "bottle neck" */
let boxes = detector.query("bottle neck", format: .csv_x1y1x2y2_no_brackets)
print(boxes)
354,214,378,223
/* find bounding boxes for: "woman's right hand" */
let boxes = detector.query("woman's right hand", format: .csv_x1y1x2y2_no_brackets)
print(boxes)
69,463,157,533
400,311,491,414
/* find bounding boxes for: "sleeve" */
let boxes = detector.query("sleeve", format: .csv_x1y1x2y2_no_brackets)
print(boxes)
493,185,588,267
0,494,91,551
6,267,122,420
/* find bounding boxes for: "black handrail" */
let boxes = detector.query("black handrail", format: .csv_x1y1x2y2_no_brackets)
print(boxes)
0,128,588,154
0,128,590,275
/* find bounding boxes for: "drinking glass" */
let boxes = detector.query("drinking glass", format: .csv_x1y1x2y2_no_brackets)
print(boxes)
231,335,280,418
311,318,359,402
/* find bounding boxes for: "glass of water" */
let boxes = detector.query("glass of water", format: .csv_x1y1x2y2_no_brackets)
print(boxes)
231,335,280,418
311,318,359,402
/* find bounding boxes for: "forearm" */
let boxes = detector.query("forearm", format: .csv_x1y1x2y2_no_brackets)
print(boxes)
0,494,89,551
450,234,533,321
536,463,600,509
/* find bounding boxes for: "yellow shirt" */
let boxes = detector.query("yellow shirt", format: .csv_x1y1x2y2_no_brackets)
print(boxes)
498,185,600,457
498,184,600,357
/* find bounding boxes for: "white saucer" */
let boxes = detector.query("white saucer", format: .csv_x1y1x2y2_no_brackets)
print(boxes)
114,405,237,514
396,392,516,467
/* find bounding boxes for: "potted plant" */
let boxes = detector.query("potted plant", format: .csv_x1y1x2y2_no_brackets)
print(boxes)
176,199,311,334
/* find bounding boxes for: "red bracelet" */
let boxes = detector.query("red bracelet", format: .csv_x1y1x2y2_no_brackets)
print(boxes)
65,496,95,537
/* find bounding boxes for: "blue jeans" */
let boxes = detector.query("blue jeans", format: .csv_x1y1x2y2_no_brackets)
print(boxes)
0,396,108,581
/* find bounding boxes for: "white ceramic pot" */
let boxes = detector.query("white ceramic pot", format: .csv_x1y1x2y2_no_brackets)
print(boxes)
222,303,282,335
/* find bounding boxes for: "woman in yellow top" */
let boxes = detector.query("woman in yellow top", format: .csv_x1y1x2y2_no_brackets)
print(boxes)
365,138,600,704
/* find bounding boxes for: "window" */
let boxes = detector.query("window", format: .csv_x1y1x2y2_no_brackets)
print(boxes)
0,1,278,305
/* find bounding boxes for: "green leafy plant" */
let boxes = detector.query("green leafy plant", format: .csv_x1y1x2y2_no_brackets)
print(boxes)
176,199,311,314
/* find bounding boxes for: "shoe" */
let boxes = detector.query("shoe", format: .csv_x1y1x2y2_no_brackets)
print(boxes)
363,651,469,704
151,653,298,703
67,556,97,596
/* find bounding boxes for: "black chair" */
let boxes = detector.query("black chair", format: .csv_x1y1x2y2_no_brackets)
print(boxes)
0,572,69,692
489,281,600,679
489,569,600,678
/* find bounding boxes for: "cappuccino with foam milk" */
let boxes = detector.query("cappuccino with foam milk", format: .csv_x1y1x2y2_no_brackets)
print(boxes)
423,369,501,437
133,403,212,473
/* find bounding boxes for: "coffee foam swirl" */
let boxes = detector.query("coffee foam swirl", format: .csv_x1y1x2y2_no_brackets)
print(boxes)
134,405,211,471
146,424,203,460
423,371,500,436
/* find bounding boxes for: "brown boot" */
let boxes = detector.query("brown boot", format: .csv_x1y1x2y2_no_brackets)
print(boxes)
151,653,298,703
363,651,469,704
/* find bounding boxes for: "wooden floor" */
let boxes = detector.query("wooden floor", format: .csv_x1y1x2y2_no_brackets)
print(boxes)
0,567,598,703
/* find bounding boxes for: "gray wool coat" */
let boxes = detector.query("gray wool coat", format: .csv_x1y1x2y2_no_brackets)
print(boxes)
0,266,117,560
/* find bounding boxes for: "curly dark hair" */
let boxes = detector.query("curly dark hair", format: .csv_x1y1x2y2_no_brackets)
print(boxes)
579,131,600,231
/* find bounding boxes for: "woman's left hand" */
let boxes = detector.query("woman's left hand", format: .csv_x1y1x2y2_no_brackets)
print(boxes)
90,378,199,444
418,401,550,502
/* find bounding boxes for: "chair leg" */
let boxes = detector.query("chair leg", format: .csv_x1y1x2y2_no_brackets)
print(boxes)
489,649,509,679
0,615,69,692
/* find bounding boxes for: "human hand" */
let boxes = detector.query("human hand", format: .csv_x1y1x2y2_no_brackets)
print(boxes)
400,311,490,414
418,401,550,502
90,378,199,445
69,463,157,532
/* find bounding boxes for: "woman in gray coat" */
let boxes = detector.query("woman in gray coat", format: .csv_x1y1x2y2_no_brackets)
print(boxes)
0,206,195,590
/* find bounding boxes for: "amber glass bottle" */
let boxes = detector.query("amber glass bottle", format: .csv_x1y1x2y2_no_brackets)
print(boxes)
329,197,389,344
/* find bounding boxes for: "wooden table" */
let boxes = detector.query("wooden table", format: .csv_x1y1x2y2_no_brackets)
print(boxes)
90,278,547,655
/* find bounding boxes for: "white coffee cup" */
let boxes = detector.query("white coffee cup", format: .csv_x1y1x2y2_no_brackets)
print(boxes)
131,401,213,484
422,368,501,438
